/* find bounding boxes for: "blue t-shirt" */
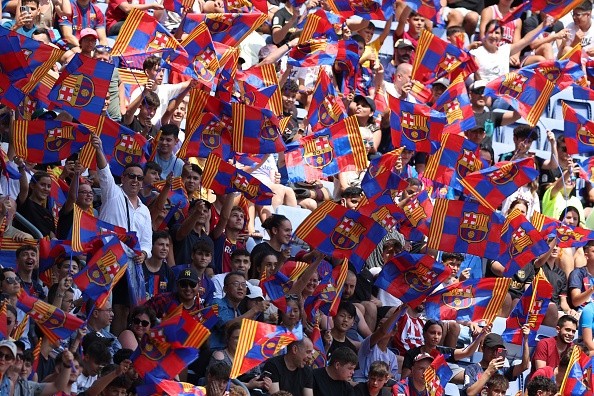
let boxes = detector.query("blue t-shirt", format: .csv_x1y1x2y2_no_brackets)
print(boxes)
568,267,594,310
579,302,594,338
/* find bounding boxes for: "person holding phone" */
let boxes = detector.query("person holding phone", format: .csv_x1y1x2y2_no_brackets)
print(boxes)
12,0,39,37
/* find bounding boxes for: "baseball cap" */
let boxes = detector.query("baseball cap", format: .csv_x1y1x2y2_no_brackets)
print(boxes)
246,286,264,300
469,80,487,92
80,28,98,39
177,267,199,284
483,333,505,348
433,77,450,88
353,95,376,113
414,352,433,363
395,38,415,49
0,340,16,359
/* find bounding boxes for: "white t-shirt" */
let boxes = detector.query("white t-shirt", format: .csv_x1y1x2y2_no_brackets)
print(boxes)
566,21,594,52
470,43,511,82
130,83,188,127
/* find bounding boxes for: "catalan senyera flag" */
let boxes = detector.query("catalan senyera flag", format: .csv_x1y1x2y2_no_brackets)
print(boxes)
562,101,594,155
307,69,347,132
502,272,552,347
388,94,446,154
424,133,482,192
460,157,540,211
432,75,475,134
499,209,550,277
298,8,343,43
111,9,184,56
428,199,506,260
559,346,592,396
374,253,452,309
483,70,554,126
182,12,267,47
230,319,302,378
201,153,274,205
178,112,232,160
12,120,91,164
72,237,128,308
284,116,367,182
294,200,388,271
16,290,84,346
424,277,512,323
424,354,453,396
47,54,114,125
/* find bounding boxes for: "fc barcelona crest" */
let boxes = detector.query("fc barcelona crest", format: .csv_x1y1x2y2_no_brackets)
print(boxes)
442,286,474,310
401,112,429,142
87,250,119,286
261,335,290,357
405,267,438,292
577,125,594,146
330,217,365,250
491,163,518,185
231,173,259,198
142,338,169,361
318,96,340,127
46,128,74,151
459,211,489,243
371,207,399,232
260,119,278,141
538,66,561,84
115,134,143,167
350,0,379,13
498,73,526,99
304,135,333,168
57,73,95,107
31,301,65,330
206,14,234,33
509,227,531,257
202,120,223,149
456,149,479,179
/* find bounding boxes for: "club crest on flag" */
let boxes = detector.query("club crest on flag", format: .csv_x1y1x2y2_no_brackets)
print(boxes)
202,120,223,149
261,335,291,357
194,59,215,83
404,266,439,292
438,54,458,74
115,134,143,166
460,211,489,243
331,217,365,250
21,48,32,59
46,127,74,152
442,285,474,310
18,97,37,119
510,227,532,256
401,111,429,142
498,73,527,99
30,302,64,330
319,96,341,127
56,73,94,107
444,99,462,123
142,340,169,361
577,124,594,146
206,14,234,33
557,224,585,243
88,250,119,286
232,174,259,198
371,207,398,232
491,163,519,184
539,66,561,84
304,135,333,168
528,300,544,327
350,0,379,12
260,119,278,141
456,149,479,179
148,32,169,51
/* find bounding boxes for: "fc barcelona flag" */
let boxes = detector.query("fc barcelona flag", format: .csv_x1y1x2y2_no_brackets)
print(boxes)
149,309,210,349
360,148,408,199
16,290,84,346
201,153,274,205
304,259,349,318
261,261,309,310
157,380,206,396
0,73,25,111
298,8,343,43
524,58,585,95
223,0,268,13
559,346,592,396
357,193,406,234
502,272,552,347
307,69,347,132
374,253,452,308
0,238,36,269
403,0,441,20
182,13,267,47
424,133,482,192
483,71,554,126
132,337,199,382
460,157,539,211
231,103,285,154
432,76,475,134
12,120,91,164
178,112,232,160
71,205,128,251
424,354,453,396
531,0,583,19
294,200,388,271
428,199,506,260
579,157,594,182
72,237,128,308
230,319,302,378
111,9,184,56
424,278,512,323
562,101,594,154
236,64,283,117
162,0,194,14
325,0,394,20
555,223,594,249
388,94,446,154
401,190,434,239
499,209,550,277
0,33,30,81
48,54,114,125
287,39,359,69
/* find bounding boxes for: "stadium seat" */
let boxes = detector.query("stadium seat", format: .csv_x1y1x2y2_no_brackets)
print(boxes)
296,107,307,120
276,204,311,231
445,383,460,396
549,87,593,119
96,2,108,14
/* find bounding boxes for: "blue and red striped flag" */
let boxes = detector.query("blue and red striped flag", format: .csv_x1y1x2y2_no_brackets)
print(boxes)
499,209,550,277
361,148,408,198
200,153,274,205
310,322,327,368
389,94,446,154
484,70,554,126
524,58,585,95
555,223,594,249
559,346,592,396
298,8,343,43
236,64,283,117
562,101,594,155
307,69,347,132
325,0,394,20
48,54,114,125
502,272,552,347
460,157,540,211
428,199,506,260
401,190,434,239
230,319,302,378
157,381,206,396
230,102,285,154
133,338,199,382
424,278,512,323
111,9,184,56
16,290,84,346
357,192,407,234
424,133,482,192
285,116,368,182
182,13,267,47
153,177,189,211
72,237,128,308
432,76,476,134
424,354,453,396
375,253,452,308
178,112,232,160
531,0,584,20
12,120,90,164
0,145,20,180
294,201,388,271
261,261,309,311
403,0,441,21
303,258,348,318
0,73,25,111
288,38,359,69
162,0,194,14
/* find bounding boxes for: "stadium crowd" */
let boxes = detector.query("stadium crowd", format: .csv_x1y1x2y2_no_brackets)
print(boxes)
1,0,594,394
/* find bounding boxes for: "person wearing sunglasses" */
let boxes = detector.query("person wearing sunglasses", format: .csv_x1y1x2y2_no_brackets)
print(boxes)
560,1,594,58
145,267,202,320
118,306,156,351
91,133,153,336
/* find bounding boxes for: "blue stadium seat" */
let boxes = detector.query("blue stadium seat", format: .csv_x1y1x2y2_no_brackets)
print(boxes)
445,383,460,396
549,87,593,119
537,117,564,151
96,2,108,14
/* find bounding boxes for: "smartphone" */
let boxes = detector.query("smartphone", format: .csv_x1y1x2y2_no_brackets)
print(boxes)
20,5,30,13
496,347,507,360
259,371,272,380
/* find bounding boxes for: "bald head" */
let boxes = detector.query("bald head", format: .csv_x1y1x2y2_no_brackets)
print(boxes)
394,63,412,90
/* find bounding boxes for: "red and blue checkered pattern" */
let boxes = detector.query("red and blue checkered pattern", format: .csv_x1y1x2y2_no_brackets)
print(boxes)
182,12,267,47
325,0,394,20
432,76,476,134
307,69,347,132
562,101,594,155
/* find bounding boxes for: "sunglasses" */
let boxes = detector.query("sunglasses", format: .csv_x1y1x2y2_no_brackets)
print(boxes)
133,318,151,327
125,174,144,181
471,87,485,95
3,277,18,284
178,280,197,289
95,45,112,53
0,352,14,361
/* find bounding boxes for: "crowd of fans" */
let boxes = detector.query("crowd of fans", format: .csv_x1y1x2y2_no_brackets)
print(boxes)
1,0,594,394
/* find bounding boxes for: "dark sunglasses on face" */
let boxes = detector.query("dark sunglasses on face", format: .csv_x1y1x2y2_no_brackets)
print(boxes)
3,277,18,284
133,318,150,327
125,173,144,181
471,87,485,95
0,352,14,361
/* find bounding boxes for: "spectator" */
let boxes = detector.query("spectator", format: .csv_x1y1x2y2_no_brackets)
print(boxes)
14,167,55,238
142,230,175,300
251,215,292,266
263,337,314,396
59,0,107,49
117,305,156,351
171,200,212,265
145,267,202,319
526,375,557,396
392,352,433,396
122,90,160,138
15,245,45,300
312,346,357,396
532,315,577,373
105,0,163,35
212,248,255,299
153,124,184,178
353,360,391,396
560,0,594,58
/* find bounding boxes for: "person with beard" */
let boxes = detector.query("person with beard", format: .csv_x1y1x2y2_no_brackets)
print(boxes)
532,315,577,373
383,39,414,84
264,337,314,396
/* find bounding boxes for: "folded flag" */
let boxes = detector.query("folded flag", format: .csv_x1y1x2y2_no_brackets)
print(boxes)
375,252,452,308
294,200,387,271
531,0,584,20
562,101,594,155
201,153,274,205
424,354,453,396
424,277,512,323
428,199,506,260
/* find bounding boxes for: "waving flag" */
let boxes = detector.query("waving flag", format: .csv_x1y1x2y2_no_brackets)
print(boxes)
178,112,232,160
499,209,550,276
0,238,36,269
151,309,210,349
236,64,283,117
325,0,394,20
360,148,408,197
288,39,359,69
562,101,594,154
424,354,453,396
428,199,506,260
163,0,194,13
497,1,529,25
157,381,206,396
389,94,446,154
48,54,114,124
201,153,274,205
294,201,388,271
304,259,349,318
231,103,285,154
432,76,475,134
0,146,20,180
72,237,128,307
460,158,540,211
298,8,342,43
38,239,73,273
403,0,441,20
559,346,591,396
133,337,199,382
285,115,367,182
0,33,30,81
0,73,25,111
224,0,267,13
182,13,267,47
230,319,302,378
580,157,594,182
17,290,84,345
71,206,127,250
531,0,583,20
424,133,482,192
307,69,347,132
357,193,407,234
524,58,585,95
401,190,433,239
310,322,327,368
424,278,512,323
375,253,452,308
555,223,594,248
502,272,552,347
261,261,309,310
12,120,90,164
